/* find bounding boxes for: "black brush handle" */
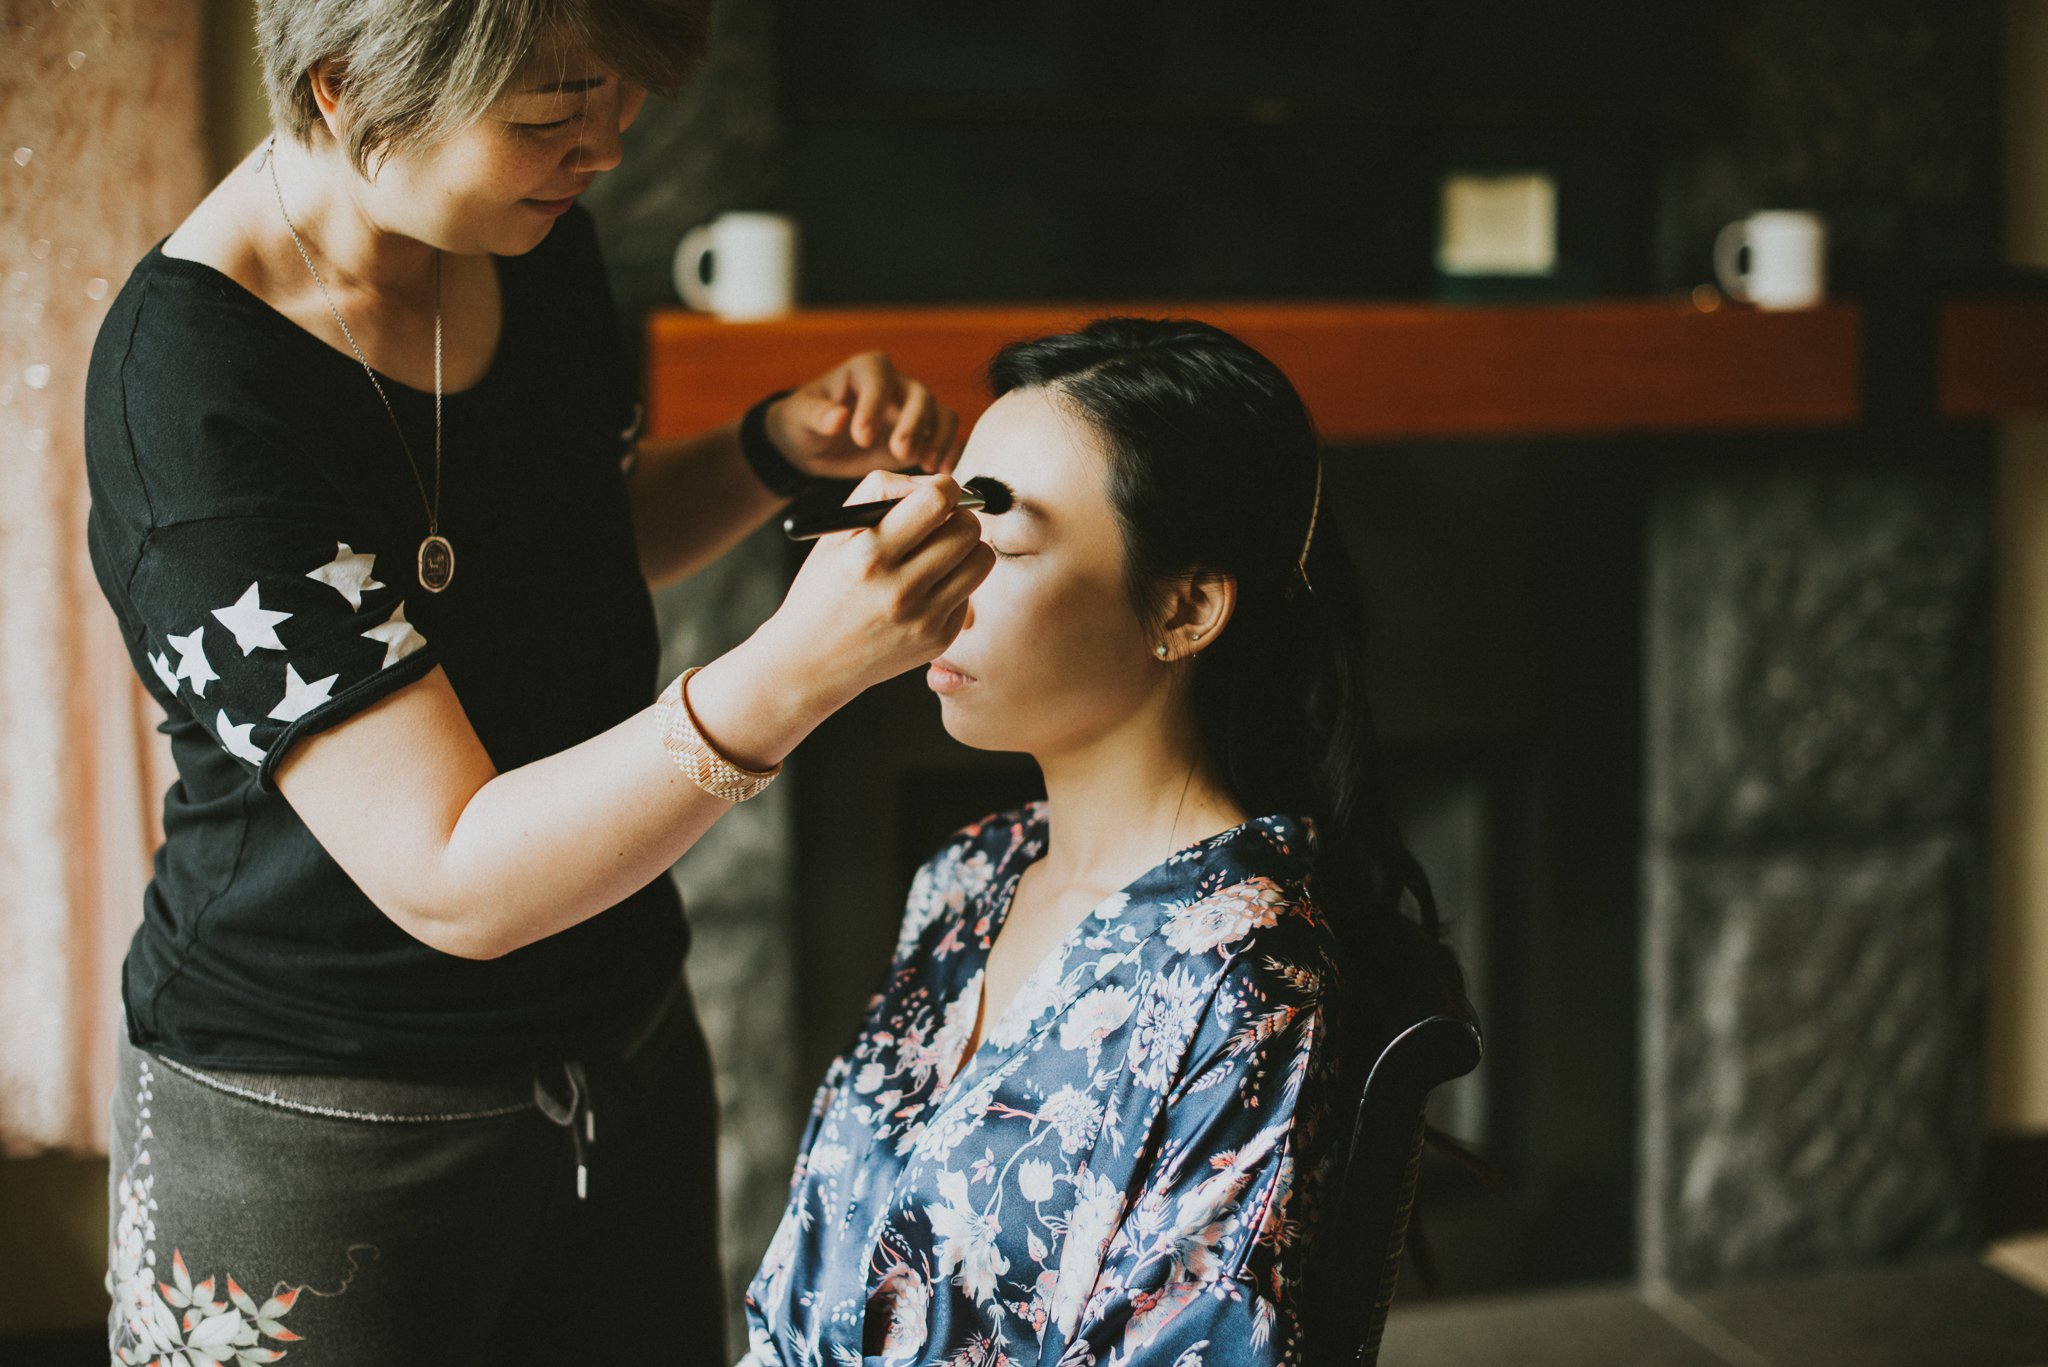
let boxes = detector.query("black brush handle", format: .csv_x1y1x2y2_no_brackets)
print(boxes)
782,477,1009,541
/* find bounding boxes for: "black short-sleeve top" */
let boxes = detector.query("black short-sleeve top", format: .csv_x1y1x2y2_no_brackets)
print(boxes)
84,205,686,1075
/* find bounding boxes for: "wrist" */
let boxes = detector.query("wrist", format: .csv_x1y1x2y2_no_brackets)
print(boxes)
738,389,811,498
684,633,836,772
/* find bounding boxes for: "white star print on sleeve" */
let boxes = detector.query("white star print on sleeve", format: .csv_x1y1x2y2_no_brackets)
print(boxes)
127,520,442,778
215,711,268,766
361,601,428,668
149,651,181,696
306,543,384,609
166,627,218,697
212,583,292,656
267,663,340,723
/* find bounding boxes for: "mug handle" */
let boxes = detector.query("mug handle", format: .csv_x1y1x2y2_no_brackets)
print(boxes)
673,224,717,312
1712,221,1754,303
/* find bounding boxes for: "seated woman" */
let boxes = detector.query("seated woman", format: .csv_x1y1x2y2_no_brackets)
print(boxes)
743,318,1447,1365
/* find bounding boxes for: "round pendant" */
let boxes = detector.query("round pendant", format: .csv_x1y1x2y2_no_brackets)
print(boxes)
418,534,455,593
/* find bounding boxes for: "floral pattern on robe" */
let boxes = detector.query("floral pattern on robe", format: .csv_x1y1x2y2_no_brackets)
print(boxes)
744,804,1345,1367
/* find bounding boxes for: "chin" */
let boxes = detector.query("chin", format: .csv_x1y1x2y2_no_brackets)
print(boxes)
935,696,1023,753
502,221,558,255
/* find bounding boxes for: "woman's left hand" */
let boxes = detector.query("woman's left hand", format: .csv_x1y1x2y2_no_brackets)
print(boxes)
765,351,962,480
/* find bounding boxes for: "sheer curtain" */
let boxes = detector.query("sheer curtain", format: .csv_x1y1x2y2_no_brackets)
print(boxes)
0,1,205,1154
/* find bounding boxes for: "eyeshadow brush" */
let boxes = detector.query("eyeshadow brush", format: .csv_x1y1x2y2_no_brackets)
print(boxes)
782,475,1014,542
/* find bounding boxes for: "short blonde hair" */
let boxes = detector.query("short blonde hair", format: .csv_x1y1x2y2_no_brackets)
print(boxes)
257,0,711,174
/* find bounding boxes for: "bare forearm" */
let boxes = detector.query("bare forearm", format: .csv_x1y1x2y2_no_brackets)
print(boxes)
432,637,833,957
322,640,837,960
629,425,789,588
421,704,732,957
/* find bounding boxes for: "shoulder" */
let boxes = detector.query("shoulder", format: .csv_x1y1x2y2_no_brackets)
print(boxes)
1158,823,1344,1048
92,252,355,524
92,247,299,419
1176,880,1341,1035
914,803,1043,887
894,803,1044,957
87,251,282,540
1158,815,1333,962
1166,883,1346,1127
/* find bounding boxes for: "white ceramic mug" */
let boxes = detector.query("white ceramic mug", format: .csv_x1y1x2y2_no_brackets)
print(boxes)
1713,210,1827,310
672,212,799,320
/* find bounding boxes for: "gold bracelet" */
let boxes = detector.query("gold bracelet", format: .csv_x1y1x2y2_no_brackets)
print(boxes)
653,667,781,802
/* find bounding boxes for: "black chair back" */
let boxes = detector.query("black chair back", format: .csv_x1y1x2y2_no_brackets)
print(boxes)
1306,917,1483,1364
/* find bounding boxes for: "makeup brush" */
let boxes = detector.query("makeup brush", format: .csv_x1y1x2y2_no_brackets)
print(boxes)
782,475,1015,541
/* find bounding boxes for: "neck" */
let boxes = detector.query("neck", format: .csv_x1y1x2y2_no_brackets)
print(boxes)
265,133,439,301
1031,686,1247,896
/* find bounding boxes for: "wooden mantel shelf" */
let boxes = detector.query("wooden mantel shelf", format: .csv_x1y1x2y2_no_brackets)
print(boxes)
1940,299,2048,419
648,295,2048,444
648,298,1871,444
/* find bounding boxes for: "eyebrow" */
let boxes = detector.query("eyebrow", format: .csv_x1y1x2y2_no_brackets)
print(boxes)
998,492,1048,522
522,75,607,94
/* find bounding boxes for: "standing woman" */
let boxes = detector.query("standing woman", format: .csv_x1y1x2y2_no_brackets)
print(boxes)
85,3,991,1363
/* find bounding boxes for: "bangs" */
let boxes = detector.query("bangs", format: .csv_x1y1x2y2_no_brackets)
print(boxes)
262,0,711,175
571,1,710,98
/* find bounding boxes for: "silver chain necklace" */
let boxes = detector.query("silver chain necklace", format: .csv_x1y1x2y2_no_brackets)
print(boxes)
264,135,455,592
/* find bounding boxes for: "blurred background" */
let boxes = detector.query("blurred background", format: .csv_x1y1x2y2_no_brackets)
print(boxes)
4,0,2047,1362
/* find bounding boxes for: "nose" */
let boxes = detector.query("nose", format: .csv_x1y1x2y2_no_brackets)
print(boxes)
568,85,633,175
569,118,623,175
960,596,976,632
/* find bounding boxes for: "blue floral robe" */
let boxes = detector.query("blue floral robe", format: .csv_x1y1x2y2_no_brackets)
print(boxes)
743,804,1347,1366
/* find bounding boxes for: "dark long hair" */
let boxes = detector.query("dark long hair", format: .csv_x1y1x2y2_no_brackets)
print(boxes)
985,317,1451,973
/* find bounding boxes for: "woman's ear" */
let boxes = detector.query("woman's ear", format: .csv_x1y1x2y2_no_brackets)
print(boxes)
1156,573,1236,661
306,58,348,142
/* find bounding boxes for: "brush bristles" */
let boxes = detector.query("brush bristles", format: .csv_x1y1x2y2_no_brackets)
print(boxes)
965,476,1014,515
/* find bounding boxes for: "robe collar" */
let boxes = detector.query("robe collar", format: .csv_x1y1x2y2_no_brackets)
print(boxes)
934,803,1319,1093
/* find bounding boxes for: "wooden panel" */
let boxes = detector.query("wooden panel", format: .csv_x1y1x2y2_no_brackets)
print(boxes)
646,299,1865,443
1941,299,2048,419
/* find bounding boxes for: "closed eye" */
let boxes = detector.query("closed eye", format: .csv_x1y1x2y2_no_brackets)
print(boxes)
516,116,577,133
990,547,1028,560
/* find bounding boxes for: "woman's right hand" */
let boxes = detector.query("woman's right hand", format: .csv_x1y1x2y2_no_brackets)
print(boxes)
684,471,994,769
772,470,994,699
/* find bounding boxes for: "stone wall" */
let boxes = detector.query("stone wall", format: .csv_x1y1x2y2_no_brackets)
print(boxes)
1640,441,1995,1283
1635,0,2002,1287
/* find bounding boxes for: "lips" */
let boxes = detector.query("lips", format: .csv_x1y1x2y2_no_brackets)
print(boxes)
926,658,977,694
523,180,592,214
